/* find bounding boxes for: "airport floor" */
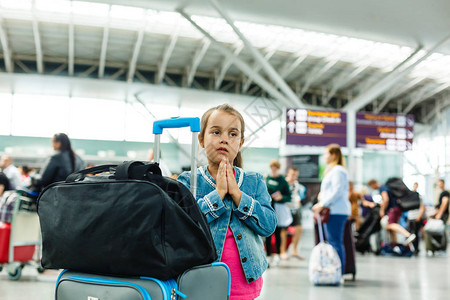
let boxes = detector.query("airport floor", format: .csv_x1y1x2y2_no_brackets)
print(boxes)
0,229,449,300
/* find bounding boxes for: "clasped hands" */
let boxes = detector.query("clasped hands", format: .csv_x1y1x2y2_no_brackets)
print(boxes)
216,157,242,206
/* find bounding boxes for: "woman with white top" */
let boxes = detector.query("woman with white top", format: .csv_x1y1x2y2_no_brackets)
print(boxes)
312,144,350,274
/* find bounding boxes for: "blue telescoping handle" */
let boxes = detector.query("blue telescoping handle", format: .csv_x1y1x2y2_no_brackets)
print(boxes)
152,116,200,196
153,117,200,134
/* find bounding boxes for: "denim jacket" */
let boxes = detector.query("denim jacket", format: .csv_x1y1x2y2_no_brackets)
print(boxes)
178,165,277,283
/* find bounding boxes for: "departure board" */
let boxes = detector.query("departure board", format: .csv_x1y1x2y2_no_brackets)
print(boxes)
356,113,414,151
286,108,347,146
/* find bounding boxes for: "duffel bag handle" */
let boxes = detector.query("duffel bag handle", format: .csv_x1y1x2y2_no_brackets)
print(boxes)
115,161,162,180
66,164,117,183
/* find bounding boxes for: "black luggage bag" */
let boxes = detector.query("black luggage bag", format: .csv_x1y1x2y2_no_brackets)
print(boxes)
355,206,381,254
385,177,420,211
37,161,217,280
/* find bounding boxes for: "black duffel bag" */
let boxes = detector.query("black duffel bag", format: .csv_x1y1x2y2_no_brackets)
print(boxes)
385,177,420,212
37,161,217,280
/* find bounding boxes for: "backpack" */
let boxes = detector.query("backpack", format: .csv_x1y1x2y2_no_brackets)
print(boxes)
385,177,420,212
37,161,217,280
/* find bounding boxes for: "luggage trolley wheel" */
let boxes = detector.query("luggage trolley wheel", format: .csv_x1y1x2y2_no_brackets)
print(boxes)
37,266,45,274
8,264,24,281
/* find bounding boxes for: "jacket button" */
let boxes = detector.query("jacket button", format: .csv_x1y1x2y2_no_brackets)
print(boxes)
243,206,249,212
248,277,254,282
213,203,218,209
242,257,247,263
237,234,242,240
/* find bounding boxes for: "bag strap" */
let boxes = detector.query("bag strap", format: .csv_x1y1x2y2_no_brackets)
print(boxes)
66,165,117,183
115,161,162,180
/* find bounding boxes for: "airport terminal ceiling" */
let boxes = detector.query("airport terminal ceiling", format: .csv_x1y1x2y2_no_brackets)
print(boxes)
0,0,449,125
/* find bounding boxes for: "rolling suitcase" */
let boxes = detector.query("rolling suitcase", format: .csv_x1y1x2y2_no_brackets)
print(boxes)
424,219,447,253
313,217,356,280
54,117,231,300
309,213,341,286
343,219,356,280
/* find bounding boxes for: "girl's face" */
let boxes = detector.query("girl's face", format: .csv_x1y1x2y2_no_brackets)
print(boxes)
200,110,244,166
324,150,335,165
52,137,61,151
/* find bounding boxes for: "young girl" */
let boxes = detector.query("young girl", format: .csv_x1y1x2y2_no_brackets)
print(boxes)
178,104,277,300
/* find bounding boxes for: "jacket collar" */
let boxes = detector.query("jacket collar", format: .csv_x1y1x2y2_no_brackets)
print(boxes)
199,165,243,189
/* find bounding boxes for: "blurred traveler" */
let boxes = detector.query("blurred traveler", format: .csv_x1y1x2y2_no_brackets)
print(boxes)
312,144,350,274
348,181,376,230
18,165,32,188
368,179,416,245
0,155,22,190
407,182,426,254
285,166,305,260
430,179,449,223
36,133,85,190
265,160,291,262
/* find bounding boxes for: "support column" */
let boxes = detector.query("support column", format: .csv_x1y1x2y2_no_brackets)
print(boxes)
346,109,357,181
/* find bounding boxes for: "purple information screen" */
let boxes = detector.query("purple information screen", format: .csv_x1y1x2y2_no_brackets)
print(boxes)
356,113,414,151
286,108,347,147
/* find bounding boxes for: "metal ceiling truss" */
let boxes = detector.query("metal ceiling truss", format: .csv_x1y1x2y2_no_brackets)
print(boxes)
278,50,311,79
68,21,74,76
214,42,243,90
127,25,146,83
186,38,211,87
241,46,278,93
322,60,372,105
374,75,428,113
344,36,450,112
177,8,298,108
98,10,111,79
208,0,304,108
297,57,340,100
0,15,13,73
0,3,448,123
156,26,180,85
403,81,450,114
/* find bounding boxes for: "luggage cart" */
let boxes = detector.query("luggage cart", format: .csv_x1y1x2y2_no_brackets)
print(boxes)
0,189,43,280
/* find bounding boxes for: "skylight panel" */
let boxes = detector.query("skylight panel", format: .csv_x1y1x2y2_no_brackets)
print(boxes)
72,1,109,18
110,5,145,21
0,0,31,10
35,0,71,14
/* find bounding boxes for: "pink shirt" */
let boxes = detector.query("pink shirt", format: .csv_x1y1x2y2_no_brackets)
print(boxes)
221,227,263,300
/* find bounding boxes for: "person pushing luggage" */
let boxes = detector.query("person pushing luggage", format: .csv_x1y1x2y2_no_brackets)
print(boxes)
178,104,277,300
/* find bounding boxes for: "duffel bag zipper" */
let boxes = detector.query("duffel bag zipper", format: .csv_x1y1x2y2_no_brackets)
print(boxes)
141,277,186,300
60,276,152,300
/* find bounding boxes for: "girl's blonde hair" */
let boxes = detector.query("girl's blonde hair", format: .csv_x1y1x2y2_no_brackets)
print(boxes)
199,104,245,168
324,143,345,175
